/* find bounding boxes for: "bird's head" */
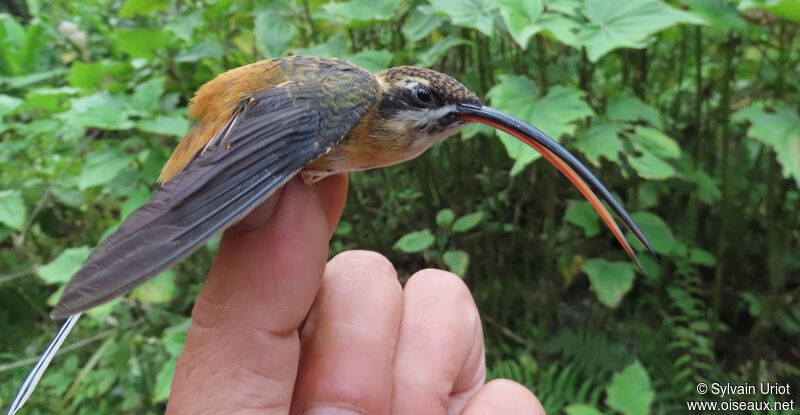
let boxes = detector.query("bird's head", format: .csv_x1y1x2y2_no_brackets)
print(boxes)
374,66,482,147
373,65,655,268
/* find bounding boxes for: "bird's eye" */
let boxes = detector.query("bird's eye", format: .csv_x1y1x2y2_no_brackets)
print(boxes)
414,86,432,104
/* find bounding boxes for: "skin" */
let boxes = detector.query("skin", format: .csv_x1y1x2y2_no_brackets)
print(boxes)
166,174,546,415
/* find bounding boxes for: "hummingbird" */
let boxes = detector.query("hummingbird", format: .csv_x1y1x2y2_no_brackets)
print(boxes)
7,56,653,413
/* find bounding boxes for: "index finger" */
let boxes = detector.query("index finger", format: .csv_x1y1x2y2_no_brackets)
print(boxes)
167,174,348,414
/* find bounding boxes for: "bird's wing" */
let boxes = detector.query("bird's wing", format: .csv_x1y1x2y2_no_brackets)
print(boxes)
51,71,379,318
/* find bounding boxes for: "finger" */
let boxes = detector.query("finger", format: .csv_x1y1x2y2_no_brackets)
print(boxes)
461,379,545,415
318,173,348,238
292,250,403,415
391,270,486,415
168,175,341,414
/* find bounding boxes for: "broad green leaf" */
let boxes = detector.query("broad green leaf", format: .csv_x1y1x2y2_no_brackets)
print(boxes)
0,94,23,117
460,122,494,139
347,49,393,72
112,28,170,58
254,11,297,58
0,14,25,46
403,7,446,42
430,0,498,36
37,246,92,284
582,258,636,307
739,0,800,22
443,250,470,277
574,122,624,166
394,229,435,253
25,86,78,114
537,12,581,47
733,104,800,187
163,320,190,357
84,298,121,321
136,115,190,137
740,292,762,317
65,61,103,89
627,150,675,179
26,0,42,16
51,185,84,207
677,157,720,204
436,208,456,229
0,68,69,89
489,77,593,175
293,35,349,58
565,404,604,415
119,0,168,17
334,220,353,236
488,74,540,112
152,357,177,403
0,227,11,243
494,0,544,48
627,211,676,255
322,0,403,26
607,94,662,129
488,75,542,174
416,36,472,67
174,39,224,63
121,186,150,219
524,86,595,140
626,126,680,180
165,11,203,42
577,0,705,62
131,270,177,304
680,0,747,32
77,148,136,190
452,212,484,232
546,0,582,16
637,254,659,280
606,361,654,415
629,126,680,159
689,248,715,265
565,200,600,237
67,61,130,90
130,77,165,113
0,189,25,230
69,106,134,130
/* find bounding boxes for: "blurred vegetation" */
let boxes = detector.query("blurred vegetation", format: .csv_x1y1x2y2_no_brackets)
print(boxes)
1,0,799,413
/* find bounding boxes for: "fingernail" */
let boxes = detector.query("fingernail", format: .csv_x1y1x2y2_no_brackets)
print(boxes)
303,406,363,415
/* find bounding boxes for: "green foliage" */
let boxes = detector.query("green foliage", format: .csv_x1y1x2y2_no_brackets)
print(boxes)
394,209,484,276
605,360,654,415
442,250,469,277
36,246,91,284
0,189,25,230
1,0,799,412
733,103,800,186
393,229,435,253
577,0,704,62
582,258,636,307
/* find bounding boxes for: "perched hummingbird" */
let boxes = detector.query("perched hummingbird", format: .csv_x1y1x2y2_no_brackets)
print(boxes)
8,56,653,413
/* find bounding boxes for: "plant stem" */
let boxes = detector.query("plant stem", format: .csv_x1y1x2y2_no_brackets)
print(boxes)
711,33,737,338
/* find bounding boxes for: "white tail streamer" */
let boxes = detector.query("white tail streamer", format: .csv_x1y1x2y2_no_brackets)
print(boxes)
5,313,82,415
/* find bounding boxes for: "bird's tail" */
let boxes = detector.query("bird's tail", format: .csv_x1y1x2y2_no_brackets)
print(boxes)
5,313,81,415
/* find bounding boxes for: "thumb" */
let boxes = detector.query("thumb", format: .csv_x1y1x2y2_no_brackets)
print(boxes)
167,174,347,414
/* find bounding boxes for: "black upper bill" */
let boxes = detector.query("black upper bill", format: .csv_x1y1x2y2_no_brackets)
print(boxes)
453,103,656,260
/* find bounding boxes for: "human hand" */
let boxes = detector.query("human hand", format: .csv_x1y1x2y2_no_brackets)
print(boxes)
166,174,545,414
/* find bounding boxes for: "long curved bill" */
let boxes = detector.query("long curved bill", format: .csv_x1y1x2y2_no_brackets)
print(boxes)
454,103,655,268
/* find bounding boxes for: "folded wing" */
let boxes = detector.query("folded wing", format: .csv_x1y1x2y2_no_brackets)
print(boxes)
51,72,378,318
